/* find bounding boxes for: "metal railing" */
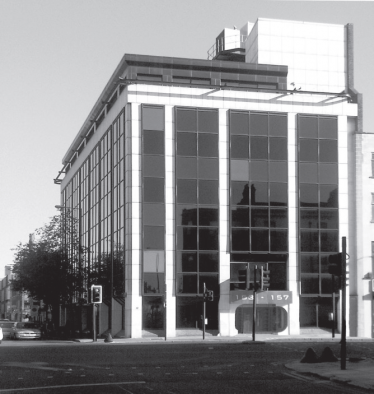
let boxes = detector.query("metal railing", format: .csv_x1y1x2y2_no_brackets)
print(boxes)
207,34,247,60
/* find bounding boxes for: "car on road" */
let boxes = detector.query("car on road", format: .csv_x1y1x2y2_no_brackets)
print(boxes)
10,322,42,340
0,321,16,339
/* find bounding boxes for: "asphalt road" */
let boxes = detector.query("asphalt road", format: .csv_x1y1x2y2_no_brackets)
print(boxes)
0,339,374,393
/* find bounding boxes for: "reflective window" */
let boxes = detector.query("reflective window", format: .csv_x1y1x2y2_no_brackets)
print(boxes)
142,297,164,328
269,162,287,183
232,228,250,251
198,110,218,133
143,204,165,225
319,117,337,139
177,109,197,132
177,274,198,293
299,116,318,138
320,231,339,252
299,163,318,183
198,158,219,179
143,130,164,155
269,182,287,206
177,179,197,203
231,160,249,181
319,164,338,184
230,112,249,135
250,161,268,181
300,184,318,207
231,181,249,205
319,140,337,162
300,254,319,273
177,227,197,250
143,155,164,177
300,209,319,229
251,208,268,227
300,139,318,162
198,133,218,157
177,252,197,272
270,230,288,252
199,207,219,226
199,228,219,250
301,277,319,294
269,137,287,160
176,205,197,226
300,230,319,252
320,210,338,229
251,229,269,251
270,209,287,228
177,132,197,156
177,157,197,179
231,135,249,159
144,226,164,250
199,253,219,272
250,137,268,160
251,182,268,206
269,114,287,137
232,207,250,227
250,113,268,135
142,106,164,131
199,180,218,204
144,177,164,202
320,185,338,207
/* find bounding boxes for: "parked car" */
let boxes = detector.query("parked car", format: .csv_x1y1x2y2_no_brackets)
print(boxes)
10,322,42,340
0,321,16,339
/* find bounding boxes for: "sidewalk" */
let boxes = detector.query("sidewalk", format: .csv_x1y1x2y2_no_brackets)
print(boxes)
285,358,374,391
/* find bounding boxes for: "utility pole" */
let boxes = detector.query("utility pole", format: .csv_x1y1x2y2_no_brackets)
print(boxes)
341,237,347,370
252,265,257,342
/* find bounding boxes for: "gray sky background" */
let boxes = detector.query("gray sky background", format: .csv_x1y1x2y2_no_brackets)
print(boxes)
1,0,373,276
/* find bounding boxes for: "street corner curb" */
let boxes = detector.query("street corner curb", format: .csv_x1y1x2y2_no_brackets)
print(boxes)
73,338,94,343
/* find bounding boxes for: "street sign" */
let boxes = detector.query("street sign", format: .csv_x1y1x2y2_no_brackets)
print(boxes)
230,290,292,305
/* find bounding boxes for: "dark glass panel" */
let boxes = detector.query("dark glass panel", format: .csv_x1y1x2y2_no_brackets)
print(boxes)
177,109,197,132
230,111,249,135
144,177,164,202
143,130,164,155
270,208,288,228
199,274,219,293
177,226,197,250
300,184,318,207
177,252,197,272
250,137,268,159
251,208,268,227
199,207,219,226
300,254,319,273
270,183,287,206
198,158,219,179
251,229,269,251
250,113,268,136
269,162,287,183
143,203,165,226
231,160,249,181
177,132,197,156
177,157,197,179
320,209,338,229
319,117,337,139
251,182,268,206
144,226,164,250
232,228,250,251
230,253,250,262
176,205,197,226
143,273,165,294
267,263,287,290
300,139,318,162
199,252,219,272
299,116,318,138
270,230,288,252
269,114,287,137
320,231,339,252
320,254,330,274
320,185,338,208
199,180,218,204
231,181,250,205
269,137,287,160
142,106,164,131
177,274,198,293
177,179,197,203
231,135,249,159
198,133,218,157
176,297,199,328
198,110,218,133
319,164,338,184
143,155,164,177
300,209,319,229
142,297,164,329
231,207,250,227
250,161,268,181
300,230,319,252
199,228,219,250
321,276,334,294
301,276,319,294
299,163,318,183
319,140,337,163
230,263,248,283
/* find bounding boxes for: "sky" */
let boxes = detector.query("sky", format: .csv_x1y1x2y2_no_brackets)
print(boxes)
1,0,373,277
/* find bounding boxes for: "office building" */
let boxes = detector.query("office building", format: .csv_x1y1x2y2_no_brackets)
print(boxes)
55,18,373,338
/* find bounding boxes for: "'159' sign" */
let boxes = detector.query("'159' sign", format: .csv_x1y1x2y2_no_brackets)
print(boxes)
230,290,292,305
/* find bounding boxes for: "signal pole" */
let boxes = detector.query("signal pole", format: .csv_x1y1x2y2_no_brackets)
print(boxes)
252,266,257,342
341,237,347,370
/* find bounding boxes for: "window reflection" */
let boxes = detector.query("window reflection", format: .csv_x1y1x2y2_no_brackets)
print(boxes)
177,109,197,132
300,254,319,273
142,107,164,131
231,181,249,205
198,133,218,157
250,113,268,135
232,207,249,227
230,112,249,135
199,207,219,226
251,183,268,206
177,132,197,156
143,130,164,154
198,110,218,133
176,205,197,226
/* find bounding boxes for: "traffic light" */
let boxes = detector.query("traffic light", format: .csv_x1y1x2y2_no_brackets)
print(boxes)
91,285,102,304
328,253,342,276
260,264,270,291
207,290,214,301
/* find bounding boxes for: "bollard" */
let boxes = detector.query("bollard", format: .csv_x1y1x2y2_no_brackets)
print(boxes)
318,347,338,362
300,347,319,363
104,333,114,343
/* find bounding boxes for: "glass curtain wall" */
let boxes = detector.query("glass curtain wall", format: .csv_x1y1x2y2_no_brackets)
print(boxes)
175,107,219,330
229,111,288,291
141,105,165,330
298,115,339,328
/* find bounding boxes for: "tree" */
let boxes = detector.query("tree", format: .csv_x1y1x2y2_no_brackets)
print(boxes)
11,213,87,326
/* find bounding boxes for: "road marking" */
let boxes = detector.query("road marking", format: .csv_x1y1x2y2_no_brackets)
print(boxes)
2,362,63,372
116,387,134,394
0,381,146,393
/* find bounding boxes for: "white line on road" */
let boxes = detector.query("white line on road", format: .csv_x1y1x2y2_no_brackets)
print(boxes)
0,381,146,393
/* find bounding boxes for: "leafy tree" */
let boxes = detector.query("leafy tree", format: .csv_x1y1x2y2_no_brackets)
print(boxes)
11,213,87,326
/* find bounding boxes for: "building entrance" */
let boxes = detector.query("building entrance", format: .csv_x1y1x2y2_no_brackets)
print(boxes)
299,296,338,329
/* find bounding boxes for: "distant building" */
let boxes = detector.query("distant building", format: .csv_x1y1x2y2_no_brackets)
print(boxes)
55,18,373,338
